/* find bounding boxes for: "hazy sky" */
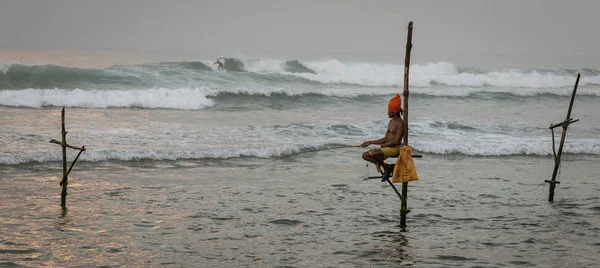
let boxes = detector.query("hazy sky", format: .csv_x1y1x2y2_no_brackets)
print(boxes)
1,0,599,61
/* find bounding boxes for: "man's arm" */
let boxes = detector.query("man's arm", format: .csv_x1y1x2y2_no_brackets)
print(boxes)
361,121,394,147
360,136,386,147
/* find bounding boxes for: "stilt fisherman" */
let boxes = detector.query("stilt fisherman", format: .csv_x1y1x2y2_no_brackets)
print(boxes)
360,94,404,181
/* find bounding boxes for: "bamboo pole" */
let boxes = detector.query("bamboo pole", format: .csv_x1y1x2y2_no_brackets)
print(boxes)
546,74,580,202
400,21,413,230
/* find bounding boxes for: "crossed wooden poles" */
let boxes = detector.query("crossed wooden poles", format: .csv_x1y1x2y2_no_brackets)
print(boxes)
49,107,86,207
546,74,580,202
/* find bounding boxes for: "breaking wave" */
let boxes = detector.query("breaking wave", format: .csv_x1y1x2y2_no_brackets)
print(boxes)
2,59,599,89
2,120,599,165
2,59,600,109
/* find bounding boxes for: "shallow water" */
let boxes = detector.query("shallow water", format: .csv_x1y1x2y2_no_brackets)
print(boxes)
2,49,599,267
2,153,599,267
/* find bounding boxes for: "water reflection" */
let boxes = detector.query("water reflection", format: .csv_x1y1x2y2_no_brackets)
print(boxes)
372,230,416,265
56,207,70,232
391,232,413,264
3,155,599,267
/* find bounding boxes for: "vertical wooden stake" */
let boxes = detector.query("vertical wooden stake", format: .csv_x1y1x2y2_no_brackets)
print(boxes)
400,21,413,230
547,74,580,202
60,107,68,207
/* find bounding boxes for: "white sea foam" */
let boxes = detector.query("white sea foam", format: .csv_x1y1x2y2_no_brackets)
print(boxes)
407,120,600,156
2,83,597,107
268,60,600,90
0,87,215,109
0,64,9,74
2,119,598,166
245,59,287,73
2,137,597,165
214,83,600,98
0,145,309,165
412,138,600,156
288,59,408,87
3,60,600,101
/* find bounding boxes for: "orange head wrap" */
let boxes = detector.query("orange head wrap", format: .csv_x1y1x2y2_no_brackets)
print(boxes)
388,94,402,113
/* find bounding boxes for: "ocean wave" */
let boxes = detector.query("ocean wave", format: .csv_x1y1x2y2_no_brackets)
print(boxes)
2,119,599,166
412,139,600,156
2,84,599,110
409,120,600,156
0,144,318,165
288,60,600,88
159,61,213,71
2,59,600,91
0,63,155,90
2,138,598,165
0,87,215,109
0,63,9,74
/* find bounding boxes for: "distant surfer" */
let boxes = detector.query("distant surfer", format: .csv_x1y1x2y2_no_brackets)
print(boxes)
213,58,224,71
360,94,404,181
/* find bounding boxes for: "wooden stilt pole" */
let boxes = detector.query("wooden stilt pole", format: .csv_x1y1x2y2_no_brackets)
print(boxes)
60,107,68,207
364,21,416,229
400,21,413,230
546,74,580,202
50,107,85,208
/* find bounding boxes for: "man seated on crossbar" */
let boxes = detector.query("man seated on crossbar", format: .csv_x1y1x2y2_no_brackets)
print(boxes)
360,94,404,182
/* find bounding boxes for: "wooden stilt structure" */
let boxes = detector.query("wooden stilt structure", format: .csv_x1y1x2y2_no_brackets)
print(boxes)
364,22,416,230
49,107,86,207
400,21,413,230
546,74,580,202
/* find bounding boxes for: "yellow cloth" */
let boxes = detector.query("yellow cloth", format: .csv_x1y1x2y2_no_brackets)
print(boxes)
370,147,400,174
392,146,419,183
381,147,400,159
